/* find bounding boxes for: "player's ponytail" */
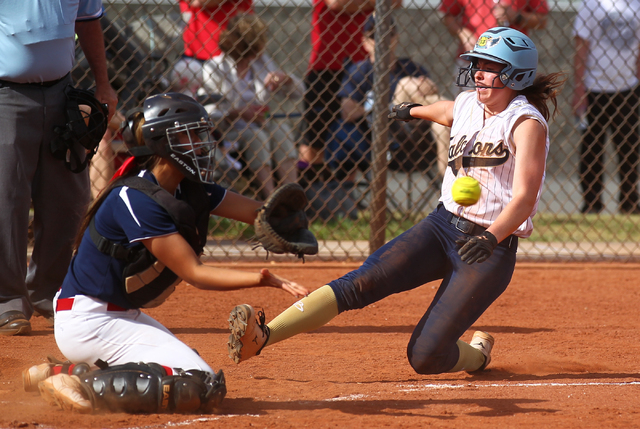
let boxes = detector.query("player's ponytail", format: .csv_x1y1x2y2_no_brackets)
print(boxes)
520,72,566,122
72,115,161,253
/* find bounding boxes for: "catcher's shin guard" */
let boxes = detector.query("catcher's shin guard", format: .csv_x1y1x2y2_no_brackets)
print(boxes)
228,304,270,364
79,362,226,413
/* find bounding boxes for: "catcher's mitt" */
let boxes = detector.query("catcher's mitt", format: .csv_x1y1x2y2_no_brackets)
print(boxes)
254,183,319,259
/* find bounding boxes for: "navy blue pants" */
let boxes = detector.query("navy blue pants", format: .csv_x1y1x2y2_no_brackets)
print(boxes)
329,205,517,374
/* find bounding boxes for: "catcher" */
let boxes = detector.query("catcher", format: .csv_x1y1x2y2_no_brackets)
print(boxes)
21,92,317,414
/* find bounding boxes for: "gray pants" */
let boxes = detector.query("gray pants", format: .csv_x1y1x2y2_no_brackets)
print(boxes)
0,76,90,318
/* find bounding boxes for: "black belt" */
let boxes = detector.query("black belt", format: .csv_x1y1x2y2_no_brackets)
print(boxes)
0,73,69,88
438,204,518,250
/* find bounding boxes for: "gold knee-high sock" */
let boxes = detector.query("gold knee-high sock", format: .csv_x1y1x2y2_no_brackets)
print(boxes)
266,285,339,346
447,340,486,372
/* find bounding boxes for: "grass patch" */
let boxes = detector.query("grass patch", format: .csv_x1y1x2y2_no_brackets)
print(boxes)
529,213,640,242
209,212,640,243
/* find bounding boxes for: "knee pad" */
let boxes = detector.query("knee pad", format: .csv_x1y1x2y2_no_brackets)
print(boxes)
79,362,226,414
70,362,91,377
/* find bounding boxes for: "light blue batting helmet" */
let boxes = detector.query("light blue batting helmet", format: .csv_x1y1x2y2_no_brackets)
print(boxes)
459,27,538,91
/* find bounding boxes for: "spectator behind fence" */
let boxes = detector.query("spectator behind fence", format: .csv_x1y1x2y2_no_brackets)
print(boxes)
202,14,304,199
326,15,450,186
297,0,403,188
171,0,253,98
572,0,640,215
0,0,117,335
440,0,548,96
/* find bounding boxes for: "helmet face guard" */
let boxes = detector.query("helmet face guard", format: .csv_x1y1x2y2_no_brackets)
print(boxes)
456,27,538,91
166,119,217,184
122,93,219,184
456,60,509,89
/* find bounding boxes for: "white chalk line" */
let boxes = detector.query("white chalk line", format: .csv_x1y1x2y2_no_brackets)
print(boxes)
323,381,640,401
325,394,369,401
121,414,260,429
399,380,640,392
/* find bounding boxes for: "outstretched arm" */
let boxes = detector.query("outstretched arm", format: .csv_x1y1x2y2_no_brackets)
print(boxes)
143,233,309,297
389,100,455,127
211,190,263,224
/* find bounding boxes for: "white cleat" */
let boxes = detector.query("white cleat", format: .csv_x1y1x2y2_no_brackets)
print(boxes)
468,331,494,372
23,363,55,392
38,374,93,414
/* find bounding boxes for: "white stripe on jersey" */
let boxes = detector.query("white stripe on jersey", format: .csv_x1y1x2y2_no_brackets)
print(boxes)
440,91,549,238
118,170,150,228
119,187,142,227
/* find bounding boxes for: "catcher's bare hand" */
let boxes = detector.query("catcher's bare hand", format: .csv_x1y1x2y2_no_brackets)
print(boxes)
259,268,309,298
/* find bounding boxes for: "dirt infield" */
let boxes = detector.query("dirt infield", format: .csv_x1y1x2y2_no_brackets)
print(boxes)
2,262,640,428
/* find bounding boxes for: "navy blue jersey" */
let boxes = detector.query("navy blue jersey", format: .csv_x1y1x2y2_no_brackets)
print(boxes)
338,58,429,104
59,171,226,308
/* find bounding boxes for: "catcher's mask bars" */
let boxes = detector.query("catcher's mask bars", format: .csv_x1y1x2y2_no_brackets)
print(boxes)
122,92,219,184
51,86,109,173
456,27,538,91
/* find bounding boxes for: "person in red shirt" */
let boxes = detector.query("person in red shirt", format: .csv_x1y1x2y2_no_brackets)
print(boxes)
171,0,253,97
298,0,402,186
440,0,548,94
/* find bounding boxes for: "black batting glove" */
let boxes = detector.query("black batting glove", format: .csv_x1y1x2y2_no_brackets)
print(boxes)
388,102,422,122
455,231,498,265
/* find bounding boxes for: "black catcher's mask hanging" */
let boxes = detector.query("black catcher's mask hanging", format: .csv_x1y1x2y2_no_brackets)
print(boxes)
51,86,109,173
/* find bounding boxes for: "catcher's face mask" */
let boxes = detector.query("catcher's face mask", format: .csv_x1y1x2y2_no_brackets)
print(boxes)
51,86,109,173
166,119,218,184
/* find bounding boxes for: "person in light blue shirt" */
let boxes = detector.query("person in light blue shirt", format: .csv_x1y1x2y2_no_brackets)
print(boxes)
0,0,118,336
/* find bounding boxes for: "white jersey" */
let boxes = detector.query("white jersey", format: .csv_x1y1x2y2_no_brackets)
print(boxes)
440,91,549,238
572,0,640,92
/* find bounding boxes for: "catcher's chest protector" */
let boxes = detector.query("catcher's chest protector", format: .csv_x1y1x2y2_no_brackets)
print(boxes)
90,177,210,308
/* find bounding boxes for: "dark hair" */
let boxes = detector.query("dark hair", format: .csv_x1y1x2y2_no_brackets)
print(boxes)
72,116,161,253
520,72,566,122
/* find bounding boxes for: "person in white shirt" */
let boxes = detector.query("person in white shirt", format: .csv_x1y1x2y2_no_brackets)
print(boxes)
202,14,305,198
573,0,640,214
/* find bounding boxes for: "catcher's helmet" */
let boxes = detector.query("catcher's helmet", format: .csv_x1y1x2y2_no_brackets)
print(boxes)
51,86,109,173
456,27,538,91
122,92,218,184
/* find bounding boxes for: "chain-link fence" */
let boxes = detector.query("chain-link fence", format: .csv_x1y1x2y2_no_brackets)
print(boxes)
80,0,640,262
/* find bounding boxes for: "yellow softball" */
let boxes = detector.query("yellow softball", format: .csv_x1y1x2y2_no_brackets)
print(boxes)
451,176,481,206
